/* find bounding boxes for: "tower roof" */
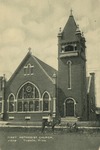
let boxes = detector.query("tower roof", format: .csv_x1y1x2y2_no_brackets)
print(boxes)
62,13,78,42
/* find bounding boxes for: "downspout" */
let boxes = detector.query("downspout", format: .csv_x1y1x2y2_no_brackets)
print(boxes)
52,73,57,118
1,74,6,120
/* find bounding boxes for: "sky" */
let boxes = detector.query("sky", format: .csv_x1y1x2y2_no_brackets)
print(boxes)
0,0,100,106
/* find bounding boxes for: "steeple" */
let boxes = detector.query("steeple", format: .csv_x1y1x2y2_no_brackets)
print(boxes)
58,11,86,60
62,12,77,42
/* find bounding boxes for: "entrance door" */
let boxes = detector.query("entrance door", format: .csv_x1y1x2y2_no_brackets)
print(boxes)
66,99,74,116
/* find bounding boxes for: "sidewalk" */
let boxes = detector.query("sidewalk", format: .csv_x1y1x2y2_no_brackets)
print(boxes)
0,121,42,128
0,120,100,130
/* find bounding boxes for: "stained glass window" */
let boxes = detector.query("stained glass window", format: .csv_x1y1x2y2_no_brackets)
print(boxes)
17,82,40,112
9,94,14,112
43,93,49,111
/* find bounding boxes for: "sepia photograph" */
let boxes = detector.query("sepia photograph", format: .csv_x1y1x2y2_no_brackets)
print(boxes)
0,0,100,150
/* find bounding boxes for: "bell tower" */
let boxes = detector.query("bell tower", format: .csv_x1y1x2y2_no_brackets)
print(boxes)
57,11,87,120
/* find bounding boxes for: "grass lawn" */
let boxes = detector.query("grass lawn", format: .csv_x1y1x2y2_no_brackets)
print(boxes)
0,128,100,150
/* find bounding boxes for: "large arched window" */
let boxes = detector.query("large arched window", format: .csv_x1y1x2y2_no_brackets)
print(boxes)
18,83,39,99
43,92,50,111
17,82,40,112
8,94,15,112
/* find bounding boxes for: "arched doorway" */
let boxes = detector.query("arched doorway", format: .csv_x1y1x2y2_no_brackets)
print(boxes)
64,98,75,116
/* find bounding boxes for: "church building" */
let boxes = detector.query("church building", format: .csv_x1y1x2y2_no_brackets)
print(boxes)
0,12,96,123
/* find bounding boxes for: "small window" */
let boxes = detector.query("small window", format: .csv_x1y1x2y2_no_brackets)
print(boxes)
24,64,34,76
24,67,27,75
23,102,28,111
65,45,74,52
27,64,31,75
29,101,34,111
31,66,34,75
34,101,39,111
18,102,22,111
40,101,43,111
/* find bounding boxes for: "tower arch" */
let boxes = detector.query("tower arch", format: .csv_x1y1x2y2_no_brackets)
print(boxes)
64,97,76,117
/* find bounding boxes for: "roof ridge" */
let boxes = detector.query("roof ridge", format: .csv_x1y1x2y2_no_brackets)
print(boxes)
7,51,31,84
32,55,54,83
34,55,57,71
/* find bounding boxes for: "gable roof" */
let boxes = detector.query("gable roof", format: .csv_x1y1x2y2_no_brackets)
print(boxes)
33,56,57,79
7,51,57,85
7,51,31,85
62,14,78,42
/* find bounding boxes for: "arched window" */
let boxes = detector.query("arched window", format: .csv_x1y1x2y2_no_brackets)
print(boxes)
18,83,39,99
9,94,15,112
17,82,40,112
67,61,72,89
24,64,34,76
43,92,50,111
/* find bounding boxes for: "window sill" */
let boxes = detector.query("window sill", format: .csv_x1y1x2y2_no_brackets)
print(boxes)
68,88,72,90
7,111,49,113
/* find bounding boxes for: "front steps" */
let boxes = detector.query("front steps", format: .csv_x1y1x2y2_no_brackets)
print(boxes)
61,117,78,125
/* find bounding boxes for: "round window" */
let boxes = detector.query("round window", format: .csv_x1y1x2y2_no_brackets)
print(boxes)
26,86,32,92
